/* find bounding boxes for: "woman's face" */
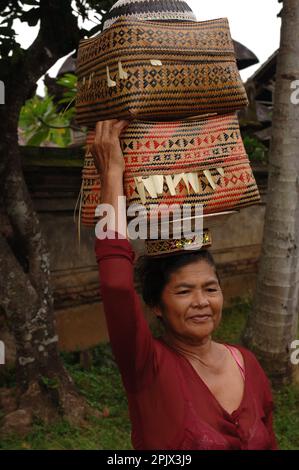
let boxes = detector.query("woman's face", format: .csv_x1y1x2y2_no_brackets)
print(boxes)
155,260,223,344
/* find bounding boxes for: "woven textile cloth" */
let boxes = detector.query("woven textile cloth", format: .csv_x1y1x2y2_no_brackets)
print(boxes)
103,0,197,30
76,17,248,127
79,113,260,226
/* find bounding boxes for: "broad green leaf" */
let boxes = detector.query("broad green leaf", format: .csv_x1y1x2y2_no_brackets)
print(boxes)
27,128,50,146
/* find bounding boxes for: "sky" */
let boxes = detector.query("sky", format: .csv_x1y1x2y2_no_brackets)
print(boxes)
12,0,282,94
188,0,282,80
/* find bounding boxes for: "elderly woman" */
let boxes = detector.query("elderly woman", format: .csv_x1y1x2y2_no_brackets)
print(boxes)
92,120,278,451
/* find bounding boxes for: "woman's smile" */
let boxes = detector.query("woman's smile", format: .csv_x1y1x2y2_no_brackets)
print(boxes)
186,314,213,323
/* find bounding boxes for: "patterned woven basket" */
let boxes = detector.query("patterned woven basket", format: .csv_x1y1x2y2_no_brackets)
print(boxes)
79,113,260,226
122,113,260,214
76,17,248,127
80,131,100,226
103,0,197,30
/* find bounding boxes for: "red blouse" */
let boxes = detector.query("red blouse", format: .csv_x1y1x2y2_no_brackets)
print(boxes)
95,236,278,450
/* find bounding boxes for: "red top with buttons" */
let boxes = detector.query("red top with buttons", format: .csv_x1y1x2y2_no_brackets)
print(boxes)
95,236,278,450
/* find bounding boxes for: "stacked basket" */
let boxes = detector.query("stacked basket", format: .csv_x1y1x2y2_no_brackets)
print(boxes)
75,0,260,255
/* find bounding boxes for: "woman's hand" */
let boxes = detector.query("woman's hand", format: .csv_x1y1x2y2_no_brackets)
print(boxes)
92,119,129,177
91,120,130,237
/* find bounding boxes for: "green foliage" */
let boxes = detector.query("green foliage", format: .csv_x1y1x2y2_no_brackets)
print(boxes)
274,385,299,450
19,93,74,147
56,73,77,106
242,134,269,166
18,72,80,147
40,376,60,390
214,297,252,344
0,343,132,450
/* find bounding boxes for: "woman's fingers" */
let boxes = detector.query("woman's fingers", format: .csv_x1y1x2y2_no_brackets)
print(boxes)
100,119,129,140
94,121,103,143
94,119,130,142
91,119,129,175
114,119,130,135
92,122,104,174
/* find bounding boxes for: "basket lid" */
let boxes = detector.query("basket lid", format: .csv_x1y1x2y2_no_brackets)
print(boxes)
103,0,197,30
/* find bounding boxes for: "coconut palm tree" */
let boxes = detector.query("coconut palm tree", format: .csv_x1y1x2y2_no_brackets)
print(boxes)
243,0,299,386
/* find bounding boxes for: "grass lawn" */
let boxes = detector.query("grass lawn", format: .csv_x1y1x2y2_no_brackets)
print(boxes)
1,300,299,450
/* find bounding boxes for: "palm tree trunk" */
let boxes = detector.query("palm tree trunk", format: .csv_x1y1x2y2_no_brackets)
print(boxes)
243,0,299,386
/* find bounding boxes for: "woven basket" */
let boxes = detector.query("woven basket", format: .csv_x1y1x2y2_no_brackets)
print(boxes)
79,113,260,226
122,113,260,214
76,17,248,127
80,131,100,226
103,0,197,30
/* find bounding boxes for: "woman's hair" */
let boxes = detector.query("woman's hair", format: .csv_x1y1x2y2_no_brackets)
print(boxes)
135,249,220,309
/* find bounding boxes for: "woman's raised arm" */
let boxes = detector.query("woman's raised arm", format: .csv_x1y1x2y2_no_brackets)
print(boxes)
92,120,157,391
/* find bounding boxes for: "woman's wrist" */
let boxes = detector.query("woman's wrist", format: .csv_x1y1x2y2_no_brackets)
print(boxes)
103,166,124,180
101,167,124,197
